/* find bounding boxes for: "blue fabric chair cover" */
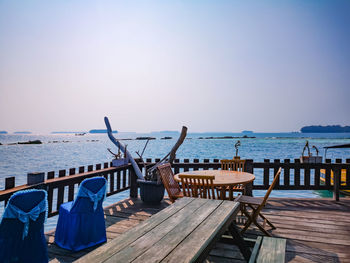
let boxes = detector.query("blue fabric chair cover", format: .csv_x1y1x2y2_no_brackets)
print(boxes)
0,189,48,263
54,177,107,251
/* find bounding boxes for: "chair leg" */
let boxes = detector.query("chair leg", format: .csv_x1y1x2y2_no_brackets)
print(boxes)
253,219,272,237
240,208,253,234
258,212,276,229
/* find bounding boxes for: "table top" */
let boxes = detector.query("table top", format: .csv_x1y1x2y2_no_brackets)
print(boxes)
174,170,255,186
74,197,241,263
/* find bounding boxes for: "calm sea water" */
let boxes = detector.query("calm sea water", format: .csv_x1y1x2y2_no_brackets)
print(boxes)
1,132,350,230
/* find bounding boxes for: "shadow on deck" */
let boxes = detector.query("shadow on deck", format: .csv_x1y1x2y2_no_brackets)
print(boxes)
47,197,350,263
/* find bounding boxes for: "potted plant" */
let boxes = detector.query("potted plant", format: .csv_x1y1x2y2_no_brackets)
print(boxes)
104,117,187,204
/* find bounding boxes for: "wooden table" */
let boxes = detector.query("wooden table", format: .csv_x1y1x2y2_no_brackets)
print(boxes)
174,170,255,200
74,197,250,263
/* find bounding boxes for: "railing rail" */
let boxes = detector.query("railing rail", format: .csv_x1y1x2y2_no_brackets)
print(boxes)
1,158,349,214
0,162,138,217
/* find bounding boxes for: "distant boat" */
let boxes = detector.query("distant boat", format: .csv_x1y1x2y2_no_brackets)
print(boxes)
75,133,86,136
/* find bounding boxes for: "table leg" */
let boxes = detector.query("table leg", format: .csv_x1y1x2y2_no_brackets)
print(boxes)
228,223,251,261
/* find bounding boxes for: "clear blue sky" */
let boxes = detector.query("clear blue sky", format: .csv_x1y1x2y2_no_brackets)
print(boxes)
1,0,349,133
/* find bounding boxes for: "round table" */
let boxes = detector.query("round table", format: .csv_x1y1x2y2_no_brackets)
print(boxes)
174,170,255,200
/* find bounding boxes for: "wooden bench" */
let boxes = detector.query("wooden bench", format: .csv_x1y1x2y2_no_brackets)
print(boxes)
249,236,286,263
74,197,251,263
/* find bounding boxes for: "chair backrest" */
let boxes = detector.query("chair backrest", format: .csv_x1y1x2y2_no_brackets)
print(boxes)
179,174,216,199
261,167,282,208
71,177,107,212
157,163,182,202
1,189,47,239
10,190,46,213
221,159,245,172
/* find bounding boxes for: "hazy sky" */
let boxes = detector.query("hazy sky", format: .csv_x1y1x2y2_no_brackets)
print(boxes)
1,0,349,133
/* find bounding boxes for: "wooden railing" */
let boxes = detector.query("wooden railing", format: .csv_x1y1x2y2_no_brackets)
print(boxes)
1,158,349,216
0,162,138,217
166,158,350,201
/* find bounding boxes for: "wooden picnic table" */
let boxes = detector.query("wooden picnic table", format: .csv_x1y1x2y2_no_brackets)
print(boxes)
174,170,255,200
74,197,250,263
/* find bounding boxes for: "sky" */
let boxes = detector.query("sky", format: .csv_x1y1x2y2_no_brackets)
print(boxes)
0,0,349,133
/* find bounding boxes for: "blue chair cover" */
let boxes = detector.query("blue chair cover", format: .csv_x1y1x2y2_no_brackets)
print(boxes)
0,189,48,263
54,177,107,251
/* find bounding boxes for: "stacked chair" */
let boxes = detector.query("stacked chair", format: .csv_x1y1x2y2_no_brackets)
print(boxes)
55,176,107,251
0,189,48,263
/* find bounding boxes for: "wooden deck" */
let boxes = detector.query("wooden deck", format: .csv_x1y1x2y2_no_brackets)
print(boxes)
46,197,350,263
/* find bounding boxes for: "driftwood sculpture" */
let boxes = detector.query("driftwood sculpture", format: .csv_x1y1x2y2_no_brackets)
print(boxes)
145,126,187,182
104,116,187,182
105,117,144,180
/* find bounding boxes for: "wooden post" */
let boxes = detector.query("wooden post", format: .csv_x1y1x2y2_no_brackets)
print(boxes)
57,170,66,211
184,159,189,172
333,159,342,201
294,159,300,187
5,177,15,206
263,159,270,188
274,159,280,186
88,165,93,172
193,159,199,171
5,177,15,189
284,159,290,187
333,167,341,201
68,168,76,202
47,171,54,214
129,167,138,198
346,159,350,190
325,159,332,187
245,160,254,196
79,166,84,174
27,172,45,185
174,159,179,174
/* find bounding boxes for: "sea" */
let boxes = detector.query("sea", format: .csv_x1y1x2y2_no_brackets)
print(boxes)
1,132,350,230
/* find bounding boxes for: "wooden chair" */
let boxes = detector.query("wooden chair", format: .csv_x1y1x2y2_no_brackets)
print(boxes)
179,174,217,199
220,159,247,197
236,167,282,236
157,163,183,203
221,159,245,172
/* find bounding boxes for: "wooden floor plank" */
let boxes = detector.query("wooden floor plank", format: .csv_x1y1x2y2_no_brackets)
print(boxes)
46,197,350,263
104,198,212,263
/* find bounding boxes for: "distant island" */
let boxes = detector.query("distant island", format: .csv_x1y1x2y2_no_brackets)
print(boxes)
89,129,118,134
14,131,32,134
151,130,180,134
52,131,87,134
242,130,253,134
0,131,7,134
301,125,350,133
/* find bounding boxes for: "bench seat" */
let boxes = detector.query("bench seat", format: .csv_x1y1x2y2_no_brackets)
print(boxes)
249,236,286,263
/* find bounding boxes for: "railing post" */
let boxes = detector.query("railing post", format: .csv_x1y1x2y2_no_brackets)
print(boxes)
263,159,270,188
4,177,15,206
245,159,254,196
5,177,15,190
333,160,342,201
129,167,138,198
346,159,350,190
333,167,340,201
